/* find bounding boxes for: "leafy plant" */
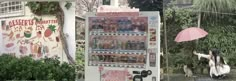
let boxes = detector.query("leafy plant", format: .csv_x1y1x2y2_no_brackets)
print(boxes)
65,2,72,10
76,48,85,79
164,7,198,53
128,0,163,20
26,2,60,15
0,54,75,81
193,0,236,15
76,48,84,71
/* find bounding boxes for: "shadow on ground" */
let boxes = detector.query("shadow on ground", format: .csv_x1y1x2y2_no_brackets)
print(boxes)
161,69,236,81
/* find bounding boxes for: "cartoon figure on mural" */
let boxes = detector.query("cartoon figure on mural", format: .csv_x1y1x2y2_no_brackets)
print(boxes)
6,31,15,41
29,24,60,57
30,41,49,58
3,30,25,41
30,24,56,42
17,39,31,55
44,24,56,41
24,27,33,38
5,42,16,53
30,31,42,40
29,24,59,58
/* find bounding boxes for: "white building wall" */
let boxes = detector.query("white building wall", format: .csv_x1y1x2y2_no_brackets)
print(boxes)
0,22,2,54
60,2,76,61
110,0,119,7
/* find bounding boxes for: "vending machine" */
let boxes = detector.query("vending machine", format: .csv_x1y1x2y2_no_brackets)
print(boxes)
85,11,161,81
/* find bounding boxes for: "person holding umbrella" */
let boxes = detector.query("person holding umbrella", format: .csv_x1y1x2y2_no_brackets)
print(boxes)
174,27,231,79
193,49,230,79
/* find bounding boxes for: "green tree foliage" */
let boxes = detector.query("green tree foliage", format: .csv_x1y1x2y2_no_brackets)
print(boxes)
76,48,85,79
197,24,236,67
128,0,163,18
26,2,61,15
26,2,72,15
193,0,236,24
162,7,202,73
164,7,198,53
0,54,75,81
193,0,236,13
76,48,84,71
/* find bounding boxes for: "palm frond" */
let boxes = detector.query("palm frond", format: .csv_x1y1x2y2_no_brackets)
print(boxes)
193,0,236,13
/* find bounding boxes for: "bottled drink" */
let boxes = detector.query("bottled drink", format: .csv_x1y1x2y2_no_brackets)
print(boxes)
139,55,145,63
136,41,140,50
117,19,122,32
93,37,97,49
104,55,108,62
126,41,131,50
110,55,114,62
90,55,94,61
131,41,136,50
114,24,117,32
100,37,105,49
96,37,100,49
114,39,118,49
122,42,126,50
111,40,115,49
104,40,108,49
98,55,103,62
140,42,145,50
127,18,132,25
110,24,115,32
103,24,108,32
102,55,105,62
98,40,102,49
94,55,99,61
123,56,128,63
149,52,156,67
139,22,146,32
117,41,122,50
127,56,132,63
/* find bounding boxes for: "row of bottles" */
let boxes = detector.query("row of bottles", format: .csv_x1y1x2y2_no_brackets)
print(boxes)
91,19,147,32
92,37,146,50
90,54,146,64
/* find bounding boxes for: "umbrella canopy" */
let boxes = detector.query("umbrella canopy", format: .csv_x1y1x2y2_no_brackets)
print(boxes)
175,27,208,42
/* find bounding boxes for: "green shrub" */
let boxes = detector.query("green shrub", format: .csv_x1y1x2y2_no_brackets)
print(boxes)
76,48,85,79
0,54,75,81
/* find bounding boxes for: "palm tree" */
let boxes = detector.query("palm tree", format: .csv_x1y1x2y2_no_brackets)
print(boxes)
194,0,236,13
193,0,236,27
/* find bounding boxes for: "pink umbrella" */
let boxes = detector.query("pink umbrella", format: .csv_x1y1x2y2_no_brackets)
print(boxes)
175,27,208,42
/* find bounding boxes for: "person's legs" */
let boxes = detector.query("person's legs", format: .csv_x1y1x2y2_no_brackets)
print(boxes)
209,68,213,78
217,74,227,79
215,65,230,79
208,67,210,75
211,74,219,79
210,67,220,79
221,65,230,74
212,74,225,79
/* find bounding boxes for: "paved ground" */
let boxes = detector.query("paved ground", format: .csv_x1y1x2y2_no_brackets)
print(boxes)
161,69,236,81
